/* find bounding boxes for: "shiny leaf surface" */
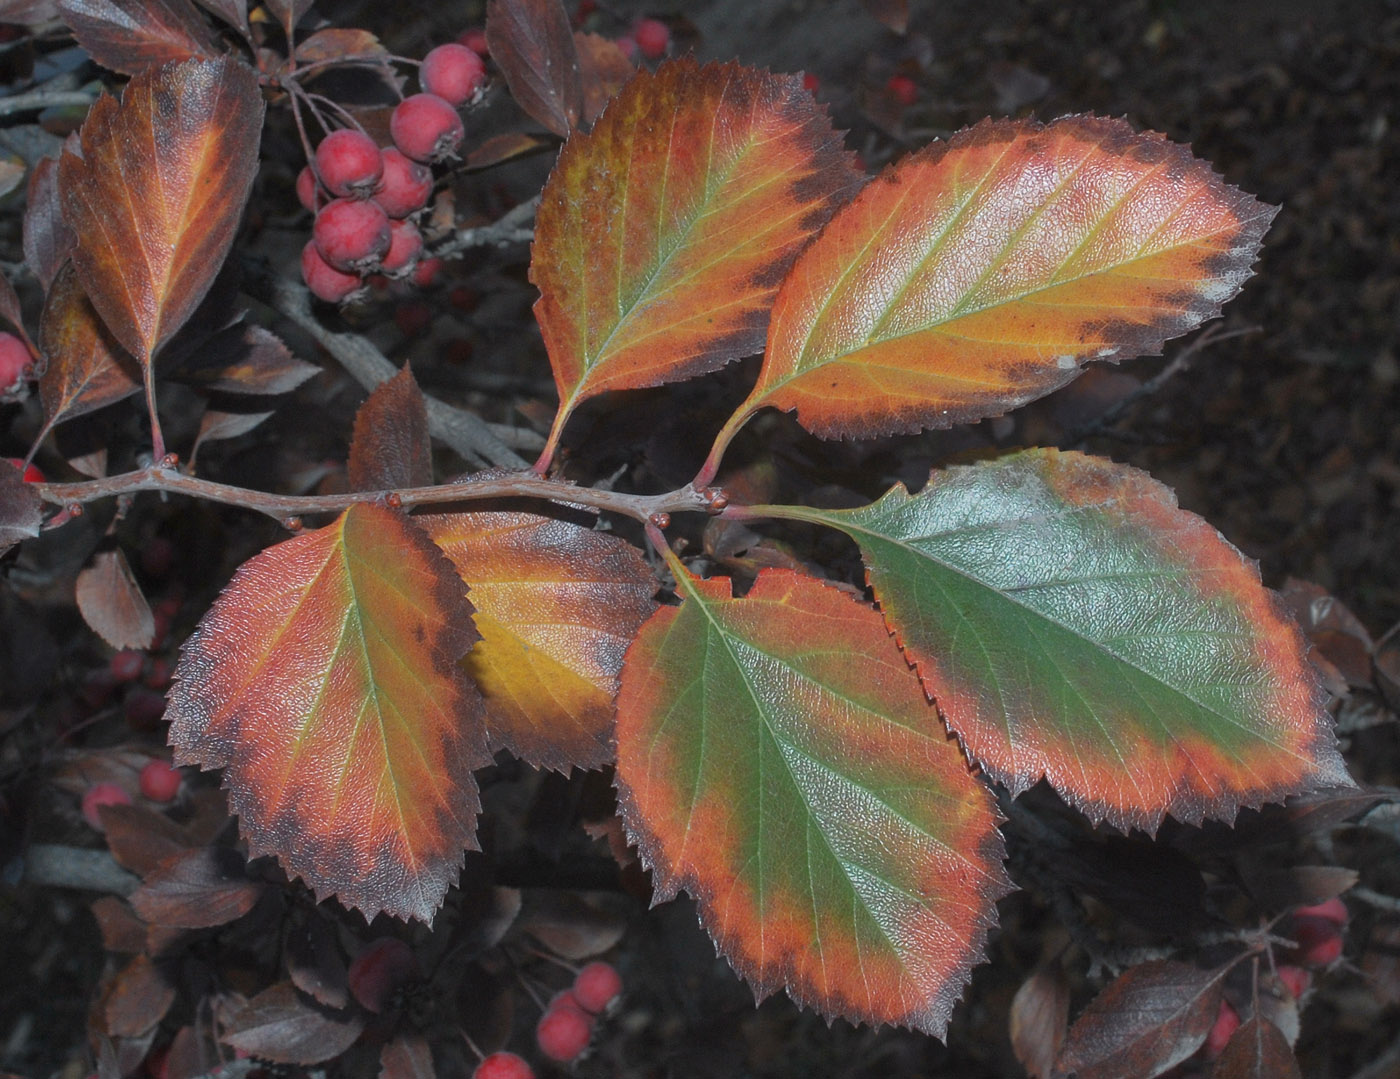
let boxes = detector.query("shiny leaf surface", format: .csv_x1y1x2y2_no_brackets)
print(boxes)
57,0,219,77
615,566,1009,1035
167,503,489,922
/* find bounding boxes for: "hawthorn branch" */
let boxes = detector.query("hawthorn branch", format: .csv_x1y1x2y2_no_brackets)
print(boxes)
432,195,538,260
34,462,718,525
0,88,96,117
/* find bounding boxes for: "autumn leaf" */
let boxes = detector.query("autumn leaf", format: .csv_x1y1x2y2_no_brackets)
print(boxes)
22,154,75,291
485,0,582,137
772,449,1353,830
703,115,1276,475
530,58,862,468
57,0,220,77
347,366,431,492
0,460,42,557
614,565,1010,1036
166,503,490,923
75,548,155,650
59,55,264,366
421,510,657,771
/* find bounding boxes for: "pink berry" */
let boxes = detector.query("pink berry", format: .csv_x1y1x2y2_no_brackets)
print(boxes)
1203,999,1239,1058
633,17,669,60
572,961,622,1013
886,74,918,106
473,1053,533,1079
3,457,43,484
391,93,465,163
301,241,365,304
458,28,488,56
0,331,30,387
411,257,443,288
313,198,391,273
1276,964,1311,1000
420,43,487,107
109,649,145,683
314,129,383,199
347,937,420,1013
1294,898,1348,926
375,148,433,218
295,165,322,213
535,1002,592,1062
380,219,423,276
1291,915,1344,966
139,759,182,803
82,782,132,830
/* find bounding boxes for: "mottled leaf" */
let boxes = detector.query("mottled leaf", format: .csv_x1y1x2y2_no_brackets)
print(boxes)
485,0,582,137
75,548,155,649
129,846,263,928
725,115,1276,446
37,262,141,432
0,460,43,557
574,31,633,123
422,510,657,770
1057,961,1228,1079
778,449,1353,830
531,58,862,466
614,566,1009,1036
1215,1016,1303,1079
347,365,431,492
101,953,176,1037
166,503,490,923
221,983,363,1065
59,56,264,364
172,324,319,395
23,154,76,291
56,0,220,77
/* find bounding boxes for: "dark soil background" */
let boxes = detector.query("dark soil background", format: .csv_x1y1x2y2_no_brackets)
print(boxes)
3,0,1399,1076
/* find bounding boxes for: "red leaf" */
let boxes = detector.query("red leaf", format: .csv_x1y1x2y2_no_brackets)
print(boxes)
1056,960,1230,1079
100,954,176,1037
56,0,220,77
59,56,264,364
75,548,155,649
23,153,75,291
129,846,264,929
348,365,432,492
90,896,147,954
0,459,42,557
220,983,364,1065
1214,1015,1303,1079
485,0,582,137
36,261,141,433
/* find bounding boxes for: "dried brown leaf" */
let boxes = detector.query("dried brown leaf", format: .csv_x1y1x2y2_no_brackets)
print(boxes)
75,548,155,649
347,365,431,491
23,153,75,291
485,0,582,137
220,982,364,1065
129,846,263,929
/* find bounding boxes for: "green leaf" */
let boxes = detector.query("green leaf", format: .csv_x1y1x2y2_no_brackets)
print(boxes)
614,566,1009,1035
772,449,1353,830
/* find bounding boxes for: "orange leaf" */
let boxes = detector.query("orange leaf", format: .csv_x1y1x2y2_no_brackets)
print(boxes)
167,504,490,922
530,58,862,467
421,510,657,771
59,56,264,365
717,114,1276,453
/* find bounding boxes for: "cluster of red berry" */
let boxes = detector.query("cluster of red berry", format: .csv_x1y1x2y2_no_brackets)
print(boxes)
471,961,623,1078
299,41,487,304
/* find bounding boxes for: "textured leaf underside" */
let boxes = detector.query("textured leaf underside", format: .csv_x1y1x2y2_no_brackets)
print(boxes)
614,568,1010,1035
166,504,490,922
788,449,1352,830
422,510,658,771
741,114,1278,439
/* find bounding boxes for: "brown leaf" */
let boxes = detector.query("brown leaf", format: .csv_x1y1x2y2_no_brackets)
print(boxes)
129,846,264,929
59,56,264,364
517,889,626,960
1281,577,1375,688
1009,967,1069,1079
1056,961,1229,1079
190,408,273,464
56,0,220,77
0,459,42,558
348,365,431,491
486,0,582,137
286,909,350,1010
463,132,552,170
262,0,312,33
863,0,908,32
1214,1016,1304,1079
75,548,155,649
36,261,141,433
192,0,248,34
1375,621,1400,712
101,801,192,876
172,324,319,395
295,28,386,64
90,896,147,953
574,31,633,124
23,153,76,291
379,1036,436,1079
100,954,175,1037
0,271,25,344
220,982,364,1065
1244,864,1359,911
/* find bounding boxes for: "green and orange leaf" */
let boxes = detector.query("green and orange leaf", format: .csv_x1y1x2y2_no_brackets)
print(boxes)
530,58,862,467
719,114,1276,448
614,566,1010,1036
59,56,264,365
777,450,1353,831
421,511,657,771
166,503,490,923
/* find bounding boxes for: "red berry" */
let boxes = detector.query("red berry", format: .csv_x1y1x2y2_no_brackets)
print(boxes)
301,241,365,304
3,457,43,484
314,198,391,273
1203,999,1240,1058
139,759,182,803
458,28,489,57
1294,898,1348,926
1276,964,1311,1000
573,961,622,1013
535,1001,592,1062
0,331,31,387
473,1052,534,1079
314,129,383,199
411,257,443,288
347,937,419,1013
82,783,132,830
380,219,423,276
375,148,433,218
391,93,465,163
295,165,322,213
633,17,669,60
802,72,820,94
886,74,918,106
1291,914,1344,966
420,43,487,107
109,649,145,683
